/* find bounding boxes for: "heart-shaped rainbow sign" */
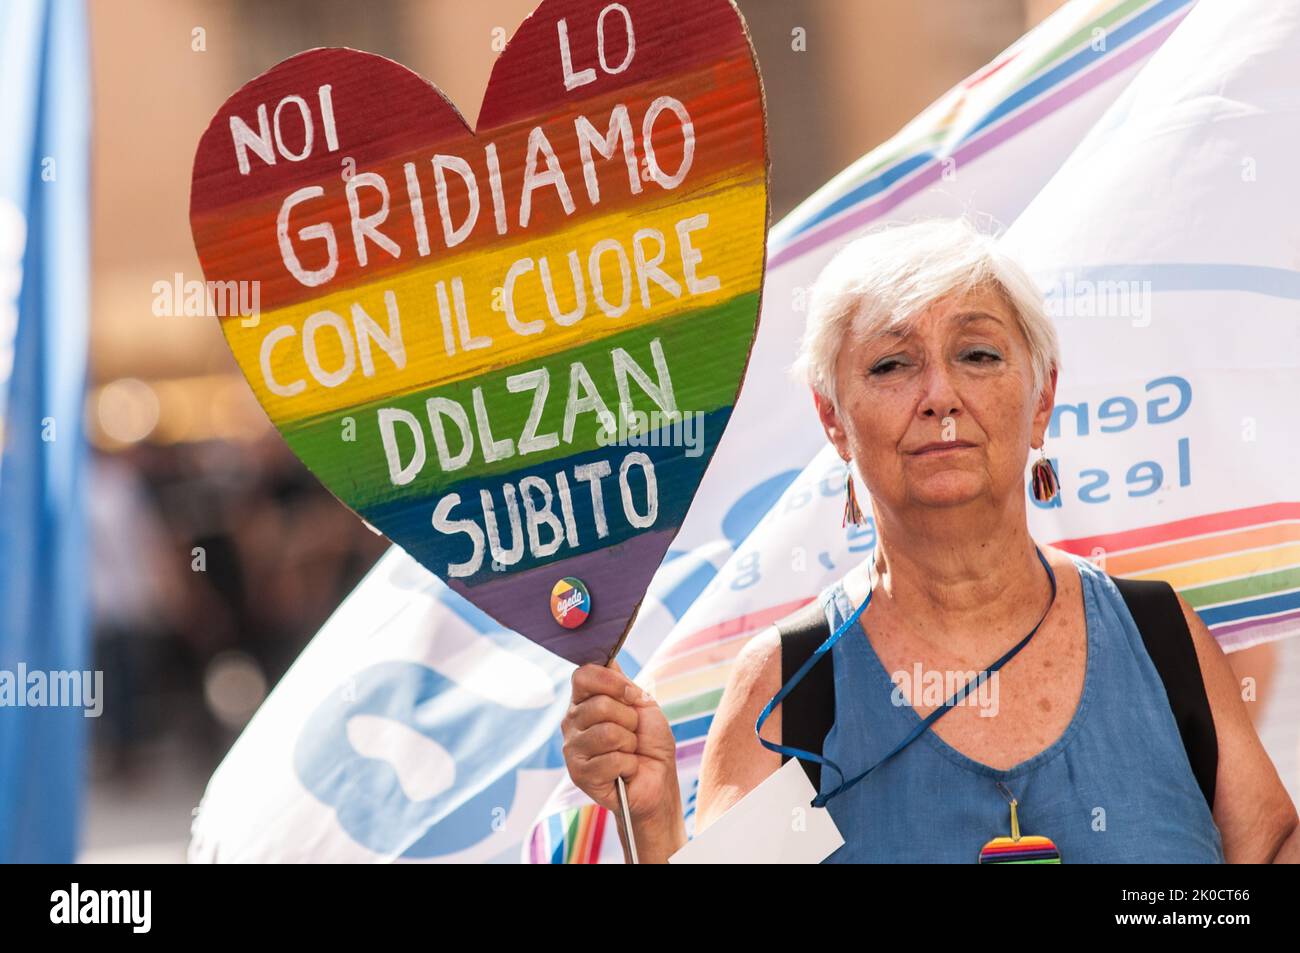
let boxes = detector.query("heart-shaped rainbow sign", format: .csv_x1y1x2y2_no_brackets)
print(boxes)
189,0,768,665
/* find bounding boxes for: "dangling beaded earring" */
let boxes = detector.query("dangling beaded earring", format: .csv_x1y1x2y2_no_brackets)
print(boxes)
842,461,865,527
1031,446,1060,502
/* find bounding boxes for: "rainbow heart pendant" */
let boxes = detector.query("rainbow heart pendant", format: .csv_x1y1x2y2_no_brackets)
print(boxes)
189,1,768,666
978,835,1062,864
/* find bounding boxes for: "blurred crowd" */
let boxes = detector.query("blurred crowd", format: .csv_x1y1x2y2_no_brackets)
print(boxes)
87,434,387,778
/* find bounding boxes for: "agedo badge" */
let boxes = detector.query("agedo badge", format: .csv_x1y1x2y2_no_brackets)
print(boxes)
551,577,591,629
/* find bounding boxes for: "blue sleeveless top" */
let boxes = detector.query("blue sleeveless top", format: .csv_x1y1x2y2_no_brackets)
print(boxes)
815,553,1225,863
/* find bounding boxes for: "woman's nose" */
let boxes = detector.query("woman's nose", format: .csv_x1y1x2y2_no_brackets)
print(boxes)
917,360,962,419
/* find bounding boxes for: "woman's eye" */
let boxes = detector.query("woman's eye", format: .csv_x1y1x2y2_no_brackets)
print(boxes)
869,359,903,375
964,349,1001,364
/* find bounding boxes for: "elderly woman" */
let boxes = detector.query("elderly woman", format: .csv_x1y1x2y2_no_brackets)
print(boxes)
561,218,1299,863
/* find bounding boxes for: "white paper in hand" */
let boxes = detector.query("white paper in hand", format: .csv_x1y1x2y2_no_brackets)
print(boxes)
668,758,845,864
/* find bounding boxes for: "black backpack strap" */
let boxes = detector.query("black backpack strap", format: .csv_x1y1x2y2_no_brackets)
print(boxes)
773,599,835,793
1110,575,1218,812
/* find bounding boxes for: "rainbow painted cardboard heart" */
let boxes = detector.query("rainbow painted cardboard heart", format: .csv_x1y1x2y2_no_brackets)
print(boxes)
189,0,768,665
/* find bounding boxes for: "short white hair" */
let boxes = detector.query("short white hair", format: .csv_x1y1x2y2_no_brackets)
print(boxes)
789,217,1060,411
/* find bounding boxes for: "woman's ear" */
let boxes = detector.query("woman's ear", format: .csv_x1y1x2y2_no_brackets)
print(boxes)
1032,365,1058,446
813,390,853,460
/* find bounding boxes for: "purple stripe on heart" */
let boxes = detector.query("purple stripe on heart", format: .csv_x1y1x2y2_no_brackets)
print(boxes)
449,527,678,665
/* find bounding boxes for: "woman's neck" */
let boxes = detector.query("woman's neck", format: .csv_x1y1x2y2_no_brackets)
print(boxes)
849,495,1054,654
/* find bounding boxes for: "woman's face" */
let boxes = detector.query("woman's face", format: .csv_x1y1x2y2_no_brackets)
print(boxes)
815,283,1056,513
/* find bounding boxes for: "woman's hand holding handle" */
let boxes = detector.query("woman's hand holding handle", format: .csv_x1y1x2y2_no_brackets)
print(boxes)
562,658,687,862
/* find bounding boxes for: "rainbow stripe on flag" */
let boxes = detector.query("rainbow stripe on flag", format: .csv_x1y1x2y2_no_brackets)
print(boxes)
1059,502,1300,652
770,0,1195,262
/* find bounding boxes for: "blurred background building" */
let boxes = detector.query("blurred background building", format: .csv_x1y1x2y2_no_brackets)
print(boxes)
75,0,1296,862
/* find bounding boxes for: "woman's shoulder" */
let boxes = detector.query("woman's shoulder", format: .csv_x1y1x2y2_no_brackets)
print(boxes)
1038,542,1091,571
767,578,845,634
738,582,844,694
1032,544,1103,624
1037,543,1104,591
1041,545,1166,608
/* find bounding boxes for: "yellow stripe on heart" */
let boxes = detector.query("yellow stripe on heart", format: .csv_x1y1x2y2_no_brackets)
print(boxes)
223,175,766,428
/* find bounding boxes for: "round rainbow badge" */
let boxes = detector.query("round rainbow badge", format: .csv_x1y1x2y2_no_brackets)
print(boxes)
551,577,591,629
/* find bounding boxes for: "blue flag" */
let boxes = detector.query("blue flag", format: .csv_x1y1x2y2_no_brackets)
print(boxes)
0,0,91,862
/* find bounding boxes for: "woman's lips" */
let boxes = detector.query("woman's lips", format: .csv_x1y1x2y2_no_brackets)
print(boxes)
909,443,975,456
